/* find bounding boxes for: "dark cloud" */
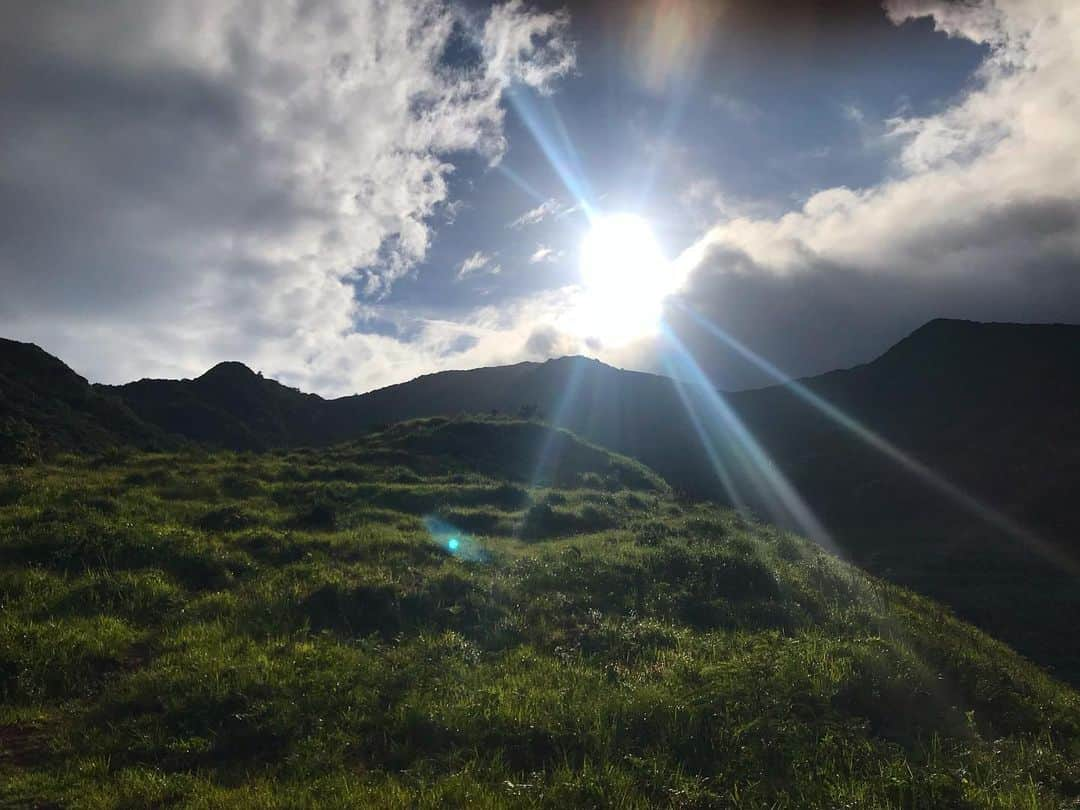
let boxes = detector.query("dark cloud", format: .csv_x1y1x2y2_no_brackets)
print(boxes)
663,244,1080,391
0,19,303,323
525,324,578,357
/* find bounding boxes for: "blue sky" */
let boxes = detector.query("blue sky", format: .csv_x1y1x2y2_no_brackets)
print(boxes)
2,0,1078,395
397,4,987,316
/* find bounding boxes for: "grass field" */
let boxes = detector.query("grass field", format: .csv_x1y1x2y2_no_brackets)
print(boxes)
1,418,1078,808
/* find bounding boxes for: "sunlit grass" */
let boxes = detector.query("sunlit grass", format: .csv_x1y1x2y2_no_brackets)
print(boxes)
1,417,1077,807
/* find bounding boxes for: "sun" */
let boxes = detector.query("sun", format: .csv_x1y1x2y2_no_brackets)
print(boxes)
574,213,673,345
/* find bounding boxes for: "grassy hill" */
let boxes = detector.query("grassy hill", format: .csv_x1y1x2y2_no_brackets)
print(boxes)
0,339,177,463
97,321,1080,573
8,321,1079,683
2,418,1078,808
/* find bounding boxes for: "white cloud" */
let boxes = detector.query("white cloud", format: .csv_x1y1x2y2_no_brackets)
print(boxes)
508,197,581,228
841,103,865,125
681,0,1080,315
524,324,580,358
0,0,574,394
679,179,780,231
482,0,575,93
509,198,562,228
457,250,501,279
300,288,583,395
528,245,562,264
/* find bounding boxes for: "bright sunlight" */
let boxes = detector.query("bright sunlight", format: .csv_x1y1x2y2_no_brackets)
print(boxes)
574,213,674,345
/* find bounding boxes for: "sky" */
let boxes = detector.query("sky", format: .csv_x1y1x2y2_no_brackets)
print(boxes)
2,0,1078,395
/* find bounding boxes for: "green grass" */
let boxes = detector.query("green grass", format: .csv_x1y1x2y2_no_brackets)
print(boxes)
1,417,1078,808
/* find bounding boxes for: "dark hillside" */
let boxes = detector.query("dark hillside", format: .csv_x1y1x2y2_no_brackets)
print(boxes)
731,319,1080,541
0,338,173,462
100,361,327,451
722,321,1080,679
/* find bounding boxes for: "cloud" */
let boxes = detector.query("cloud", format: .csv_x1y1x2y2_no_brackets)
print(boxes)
508,197,580,228
509,198,563,228
483,0,575,93
528,245,563,264
307,289,582,394
672,0,1080,388
524,324,580,358
0,0,573,394
439,332,480,357
681,180,769,222
457,250,501,279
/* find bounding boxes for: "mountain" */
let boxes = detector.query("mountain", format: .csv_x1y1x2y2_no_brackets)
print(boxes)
3,319,1079,680
0,338,176,462
108,361,327,450
3,417,1078,806
731,318,1080,541
103,353,701,458
722,321,1080,680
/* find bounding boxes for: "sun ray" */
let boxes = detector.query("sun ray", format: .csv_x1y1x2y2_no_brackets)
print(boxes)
659,324,841,555
677,302,1079,575
505,88,597,222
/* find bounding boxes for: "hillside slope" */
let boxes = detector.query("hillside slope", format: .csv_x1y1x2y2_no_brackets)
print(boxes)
108,362,327,451
5,321,1080,680
2,418,1078,807
99,321,1080,551
731,319,1080,541
724,321,1080,680
0,338,175,462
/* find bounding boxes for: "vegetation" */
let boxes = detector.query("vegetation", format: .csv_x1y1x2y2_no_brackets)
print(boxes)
7,322,1080,685
0,339,176,464
1,417,1077,808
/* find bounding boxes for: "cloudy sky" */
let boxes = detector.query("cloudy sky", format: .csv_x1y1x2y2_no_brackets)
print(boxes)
2,0,1078,395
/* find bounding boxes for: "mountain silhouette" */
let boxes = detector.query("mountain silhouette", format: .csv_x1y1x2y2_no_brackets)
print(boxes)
730,319,1080,545
0,338,175,461
109,361,326,450
3,318,1079,679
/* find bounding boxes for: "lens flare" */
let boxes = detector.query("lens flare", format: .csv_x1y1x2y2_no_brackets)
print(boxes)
424,517,486,562
619,0,721,92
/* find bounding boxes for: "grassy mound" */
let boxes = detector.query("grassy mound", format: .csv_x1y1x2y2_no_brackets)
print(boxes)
1,418,1077,808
